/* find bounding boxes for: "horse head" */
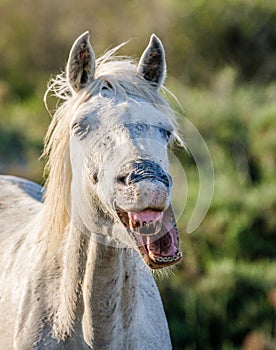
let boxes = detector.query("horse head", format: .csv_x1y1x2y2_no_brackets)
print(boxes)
65,32,182,269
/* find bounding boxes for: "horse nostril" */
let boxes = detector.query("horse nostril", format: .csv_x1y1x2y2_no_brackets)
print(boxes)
117,175,127,185
117,160,171,188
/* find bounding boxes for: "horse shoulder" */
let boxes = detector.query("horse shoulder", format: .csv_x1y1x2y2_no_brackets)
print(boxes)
0,175,42,228
0,175,44,346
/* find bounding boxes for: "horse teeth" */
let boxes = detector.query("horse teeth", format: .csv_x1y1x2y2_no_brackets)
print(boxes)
154,253,182,263
156,220,162,232
129,217,163,236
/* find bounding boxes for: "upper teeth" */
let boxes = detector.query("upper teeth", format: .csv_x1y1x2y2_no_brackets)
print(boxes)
128,211,164,236
129,218,162,236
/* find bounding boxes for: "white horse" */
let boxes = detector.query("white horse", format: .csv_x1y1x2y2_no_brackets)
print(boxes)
0,32,183,349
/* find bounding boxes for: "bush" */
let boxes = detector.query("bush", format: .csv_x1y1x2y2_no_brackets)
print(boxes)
159,260,276,350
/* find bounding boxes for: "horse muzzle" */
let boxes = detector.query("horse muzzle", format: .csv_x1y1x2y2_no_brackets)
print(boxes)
114,159,182,269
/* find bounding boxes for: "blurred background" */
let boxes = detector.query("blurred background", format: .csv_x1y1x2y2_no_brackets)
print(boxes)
0,0,275,349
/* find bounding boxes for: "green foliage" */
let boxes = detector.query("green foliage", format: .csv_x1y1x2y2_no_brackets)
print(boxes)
169,0,276,84
1,0,276,97
159,260,276,350
0,95,48,181
0,0,276,348
161,69,276,348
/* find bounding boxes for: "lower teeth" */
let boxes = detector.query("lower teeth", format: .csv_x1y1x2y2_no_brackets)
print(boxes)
153,251,182,263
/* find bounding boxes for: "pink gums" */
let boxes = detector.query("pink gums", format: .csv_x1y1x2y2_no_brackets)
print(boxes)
128,210,163,226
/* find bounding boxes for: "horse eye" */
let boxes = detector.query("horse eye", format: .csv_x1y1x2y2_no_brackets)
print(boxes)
71,122,80,133
71,122,79,130
165,130,172,142
71,122,89,138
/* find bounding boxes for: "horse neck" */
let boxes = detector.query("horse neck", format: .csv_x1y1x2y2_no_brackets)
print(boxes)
54,224,140,347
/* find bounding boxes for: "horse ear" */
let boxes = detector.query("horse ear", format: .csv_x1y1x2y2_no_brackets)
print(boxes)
67,31,96,92
138,34,166,89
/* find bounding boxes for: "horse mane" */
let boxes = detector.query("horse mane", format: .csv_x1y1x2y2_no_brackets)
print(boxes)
41,43,182,248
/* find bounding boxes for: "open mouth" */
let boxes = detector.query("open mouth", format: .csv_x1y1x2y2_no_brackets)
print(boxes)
117,205,182,269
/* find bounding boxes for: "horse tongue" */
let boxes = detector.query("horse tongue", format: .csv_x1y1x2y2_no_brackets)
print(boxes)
147,236,161,257
147,206,178,258
147,233,177,258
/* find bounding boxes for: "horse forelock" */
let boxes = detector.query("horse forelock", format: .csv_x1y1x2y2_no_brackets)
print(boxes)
41,44,183,247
